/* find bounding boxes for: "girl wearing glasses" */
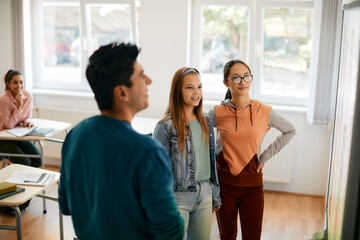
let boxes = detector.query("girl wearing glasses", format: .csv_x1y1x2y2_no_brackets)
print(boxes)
208,60,296,240
154,67,221,240
0,70,41,167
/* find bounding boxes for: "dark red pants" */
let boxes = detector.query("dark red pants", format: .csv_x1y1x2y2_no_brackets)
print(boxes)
217,184,264,240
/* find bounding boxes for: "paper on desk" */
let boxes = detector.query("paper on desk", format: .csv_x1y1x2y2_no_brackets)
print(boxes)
7,127,36,137
6,171,55,186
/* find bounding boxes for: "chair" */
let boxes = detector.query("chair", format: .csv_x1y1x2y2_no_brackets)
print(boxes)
1,157,10,168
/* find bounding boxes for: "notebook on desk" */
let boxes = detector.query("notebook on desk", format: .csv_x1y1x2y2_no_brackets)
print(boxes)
6,170,56,186
0,187,25,200
30,127,55,136
7,127,55,137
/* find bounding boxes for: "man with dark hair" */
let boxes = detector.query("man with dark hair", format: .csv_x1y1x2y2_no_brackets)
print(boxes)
58,42,184,240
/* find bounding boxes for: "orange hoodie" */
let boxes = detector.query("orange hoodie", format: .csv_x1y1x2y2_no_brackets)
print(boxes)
215,100,271,175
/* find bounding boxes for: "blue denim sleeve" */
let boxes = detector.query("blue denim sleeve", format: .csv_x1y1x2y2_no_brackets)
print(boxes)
138,146,184,240
212,183,221,207
205,108,217,127
153,122,171,155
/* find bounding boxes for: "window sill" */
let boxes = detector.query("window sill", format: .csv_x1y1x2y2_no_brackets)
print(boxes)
203,99,307,114
31,88,94,99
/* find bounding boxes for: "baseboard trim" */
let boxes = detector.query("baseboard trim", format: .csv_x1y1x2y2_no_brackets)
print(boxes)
264,189,325,199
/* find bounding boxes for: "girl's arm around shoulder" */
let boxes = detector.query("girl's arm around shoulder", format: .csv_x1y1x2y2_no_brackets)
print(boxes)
259,109,296,164
205,107,217,127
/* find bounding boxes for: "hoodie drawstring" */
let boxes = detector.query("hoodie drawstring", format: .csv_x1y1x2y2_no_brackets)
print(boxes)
249,103,253,126
235,108,238,131
229,99,253,130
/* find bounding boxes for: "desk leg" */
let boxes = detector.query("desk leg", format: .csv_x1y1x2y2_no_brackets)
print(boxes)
0,205,22,239
38,141,47,213
14,207,22,240
57,182,64,240
39,140,44,169
37,193,64,240
9,206,23,240
59,207,64,240
1,156,10,168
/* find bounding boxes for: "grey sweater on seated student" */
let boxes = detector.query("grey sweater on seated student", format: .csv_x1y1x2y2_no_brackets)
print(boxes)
59,115,183,240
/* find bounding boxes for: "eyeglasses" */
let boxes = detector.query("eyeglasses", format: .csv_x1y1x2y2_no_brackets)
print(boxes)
225,75,253,84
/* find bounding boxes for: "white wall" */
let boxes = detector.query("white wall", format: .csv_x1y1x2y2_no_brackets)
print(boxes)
138,0,190,118
0,0,331,196
0,0,15,95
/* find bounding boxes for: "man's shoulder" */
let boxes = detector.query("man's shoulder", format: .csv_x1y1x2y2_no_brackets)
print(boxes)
68,116,99,132
65,116,115,143
135,133,164,151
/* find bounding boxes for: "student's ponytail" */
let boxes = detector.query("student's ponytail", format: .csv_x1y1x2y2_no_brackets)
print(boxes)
224,88,232,100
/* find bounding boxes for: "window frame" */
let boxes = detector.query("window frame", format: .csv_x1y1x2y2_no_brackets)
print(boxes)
191,0,314,106
191,0,254,100
31,0,138,91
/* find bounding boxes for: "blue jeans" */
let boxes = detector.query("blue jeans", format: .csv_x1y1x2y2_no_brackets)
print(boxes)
175,180,212,240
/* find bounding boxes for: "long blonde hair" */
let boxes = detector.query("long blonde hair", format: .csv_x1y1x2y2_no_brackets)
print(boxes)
163,67,209,152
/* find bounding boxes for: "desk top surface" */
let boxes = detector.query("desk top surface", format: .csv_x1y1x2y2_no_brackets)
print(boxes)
0,164,60,206
0,118,71,141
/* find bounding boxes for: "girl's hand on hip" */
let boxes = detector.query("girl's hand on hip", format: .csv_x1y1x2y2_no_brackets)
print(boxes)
256,162,263,173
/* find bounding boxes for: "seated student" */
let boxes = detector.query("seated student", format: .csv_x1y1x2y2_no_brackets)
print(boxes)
0,69,41,167
58,42,184,240
0,70,40,214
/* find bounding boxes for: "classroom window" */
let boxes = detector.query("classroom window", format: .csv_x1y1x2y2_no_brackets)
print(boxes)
31,0,138,91
192,0,314,106
201,6,249,75
261,7,313,98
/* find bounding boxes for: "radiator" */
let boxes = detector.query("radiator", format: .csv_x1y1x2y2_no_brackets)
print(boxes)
261,128,294,183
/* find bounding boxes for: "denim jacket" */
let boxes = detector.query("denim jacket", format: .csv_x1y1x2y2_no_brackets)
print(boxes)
153,115,221,207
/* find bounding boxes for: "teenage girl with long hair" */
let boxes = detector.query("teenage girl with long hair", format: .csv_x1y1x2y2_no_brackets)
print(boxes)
208,60,296,240
154,67,221,240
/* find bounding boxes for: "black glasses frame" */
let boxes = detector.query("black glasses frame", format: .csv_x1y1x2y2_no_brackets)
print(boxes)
225,75,253,84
